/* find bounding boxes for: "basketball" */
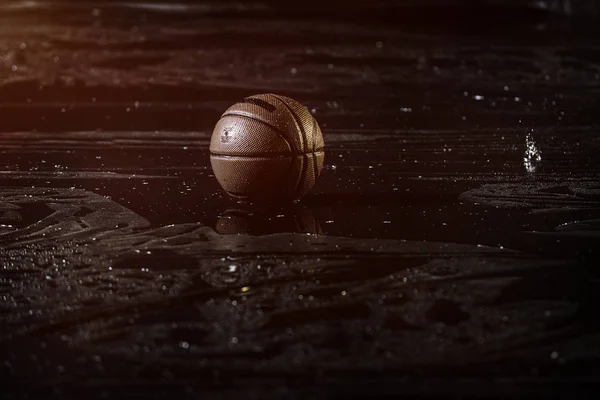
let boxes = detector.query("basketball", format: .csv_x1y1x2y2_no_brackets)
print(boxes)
209,94,325,200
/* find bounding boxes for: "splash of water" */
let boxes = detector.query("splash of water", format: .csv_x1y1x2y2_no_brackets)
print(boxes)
524,130,542,173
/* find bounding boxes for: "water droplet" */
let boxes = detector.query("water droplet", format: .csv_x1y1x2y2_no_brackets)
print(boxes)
524,131,542,173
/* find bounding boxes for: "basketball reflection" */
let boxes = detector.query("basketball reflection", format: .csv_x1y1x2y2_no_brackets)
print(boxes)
215,202,321,235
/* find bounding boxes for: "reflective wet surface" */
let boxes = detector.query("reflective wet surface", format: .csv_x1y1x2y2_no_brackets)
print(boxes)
1,2,600,398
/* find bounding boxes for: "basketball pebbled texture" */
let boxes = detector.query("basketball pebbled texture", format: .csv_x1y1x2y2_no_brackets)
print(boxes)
210,93,325,200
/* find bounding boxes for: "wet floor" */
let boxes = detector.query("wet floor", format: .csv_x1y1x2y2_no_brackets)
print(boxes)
1,1,600,398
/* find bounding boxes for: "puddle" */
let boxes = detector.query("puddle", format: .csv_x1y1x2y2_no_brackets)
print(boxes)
1,2,599,398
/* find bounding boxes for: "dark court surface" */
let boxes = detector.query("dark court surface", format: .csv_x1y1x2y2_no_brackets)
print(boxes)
1,1,600,398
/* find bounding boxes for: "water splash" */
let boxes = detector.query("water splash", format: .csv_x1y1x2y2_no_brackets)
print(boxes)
524,130,542,173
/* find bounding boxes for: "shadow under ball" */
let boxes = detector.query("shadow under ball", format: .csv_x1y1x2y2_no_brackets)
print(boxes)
210,94,325,200
215,203,322,235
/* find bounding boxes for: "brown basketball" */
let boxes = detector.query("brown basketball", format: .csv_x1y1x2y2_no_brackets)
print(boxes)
209,93,325,200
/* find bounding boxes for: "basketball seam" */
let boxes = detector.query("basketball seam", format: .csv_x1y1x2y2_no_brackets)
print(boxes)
239,97,276,112
312,151,318,187
220,111,294,152
293,153,308,197
224,190,248,199
210,152,323,158
270,94,308,153
312,116,317,152
293,155,307,195
312,117,325,151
